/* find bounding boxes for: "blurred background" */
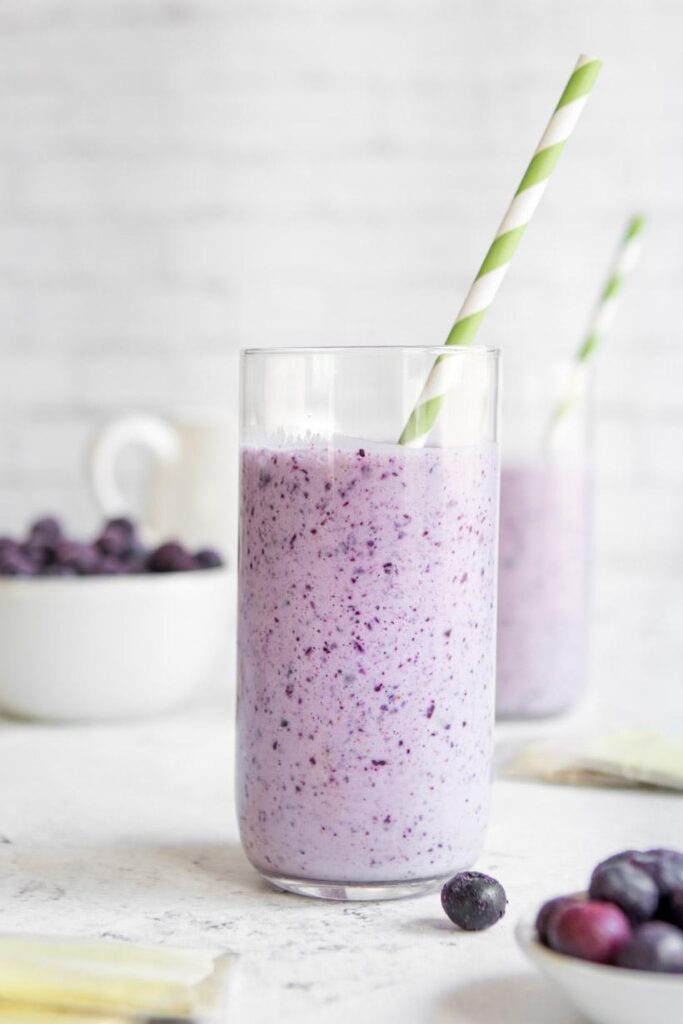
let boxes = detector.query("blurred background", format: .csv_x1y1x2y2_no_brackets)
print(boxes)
0,0,680,582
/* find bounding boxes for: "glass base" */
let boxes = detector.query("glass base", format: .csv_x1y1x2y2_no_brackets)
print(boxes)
260,871,449,902
496,700,579,721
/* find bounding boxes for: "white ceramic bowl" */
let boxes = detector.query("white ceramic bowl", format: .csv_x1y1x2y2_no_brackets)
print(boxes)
0,570,234,721
516,915,683,1024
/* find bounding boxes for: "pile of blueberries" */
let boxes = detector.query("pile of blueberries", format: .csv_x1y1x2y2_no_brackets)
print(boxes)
537,847,683,972
0,516,224,577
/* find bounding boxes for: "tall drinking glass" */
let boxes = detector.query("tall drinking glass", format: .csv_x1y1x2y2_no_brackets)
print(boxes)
496,356,593,719
237,346,500,900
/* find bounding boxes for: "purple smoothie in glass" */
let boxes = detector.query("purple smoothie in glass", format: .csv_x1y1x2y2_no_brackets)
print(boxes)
237,437,499,885
496,458,591,718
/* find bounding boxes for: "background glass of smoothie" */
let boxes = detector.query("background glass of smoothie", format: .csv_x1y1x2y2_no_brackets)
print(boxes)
496,356,593,719
237,346,500,900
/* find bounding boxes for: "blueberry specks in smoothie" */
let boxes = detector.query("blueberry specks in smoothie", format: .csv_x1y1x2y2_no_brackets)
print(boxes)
237,439,497,883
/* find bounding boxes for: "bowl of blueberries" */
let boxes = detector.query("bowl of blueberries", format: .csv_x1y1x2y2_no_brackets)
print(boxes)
0,516,233,721
516,847,683,1024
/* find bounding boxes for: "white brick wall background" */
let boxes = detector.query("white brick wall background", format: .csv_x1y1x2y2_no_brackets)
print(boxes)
0,0,681,578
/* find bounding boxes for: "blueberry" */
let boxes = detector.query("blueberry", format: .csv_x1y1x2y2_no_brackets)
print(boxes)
54,540,100,575
147,541,195,572
598,848,683,899
194,547,224,569
594,850,639,871
21,539,55,569
97,517,136,558
441,871,507,930
633,849,683,897
0,549,36,576
617,921,683,973
106,516,135,537
122,545,150,573
43,565,77,577
589,858,659,923
547,901,631,964
95,557,127,575
535,895,583,944
658,889,683,928
28,516,62,546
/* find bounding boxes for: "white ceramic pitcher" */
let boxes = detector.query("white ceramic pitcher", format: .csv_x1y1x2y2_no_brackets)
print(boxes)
89,409,237,563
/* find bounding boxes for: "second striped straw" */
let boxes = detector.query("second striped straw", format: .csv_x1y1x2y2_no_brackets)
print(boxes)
544,214,646,442
399,53,602,447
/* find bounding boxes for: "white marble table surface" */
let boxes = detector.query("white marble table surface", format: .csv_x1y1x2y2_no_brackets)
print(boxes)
0,569,681,1024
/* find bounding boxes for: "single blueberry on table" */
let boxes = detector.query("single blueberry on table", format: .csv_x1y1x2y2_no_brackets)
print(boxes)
589,857,660,923
546,900,632,964
441,871,507,931
616,921,683,973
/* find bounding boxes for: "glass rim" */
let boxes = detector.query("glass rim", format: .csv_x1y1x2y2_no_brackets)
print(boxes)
241,344,499,357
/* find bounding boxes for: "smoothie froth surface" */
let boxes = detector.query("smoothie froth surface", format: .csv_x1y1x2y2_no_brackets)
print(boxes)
237,438,498,884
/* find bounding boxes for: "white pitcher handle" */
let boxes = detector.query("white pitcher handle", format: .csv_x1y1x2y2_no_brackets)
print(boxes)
89,414,180,517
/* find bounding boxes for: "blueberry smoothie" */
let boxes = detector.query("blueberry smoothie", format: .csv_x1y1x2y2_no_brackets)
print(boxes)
237,437,499,886
496,458,591,718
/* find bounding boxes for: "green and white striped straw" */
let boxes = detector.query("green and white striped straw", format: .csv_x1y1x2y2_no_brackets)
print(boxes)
399,53,603,447
576,213,645,362
545,213,646,440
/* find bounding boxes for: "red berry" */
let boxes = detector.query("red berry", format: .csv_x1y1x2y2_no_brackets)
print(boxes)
535,895,583,944
547,900,632,964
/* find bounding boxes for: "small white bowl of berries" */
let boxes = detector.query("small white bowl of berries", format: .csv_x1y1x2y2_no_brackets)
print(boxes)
0,516,233,721
516,848,683,1024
